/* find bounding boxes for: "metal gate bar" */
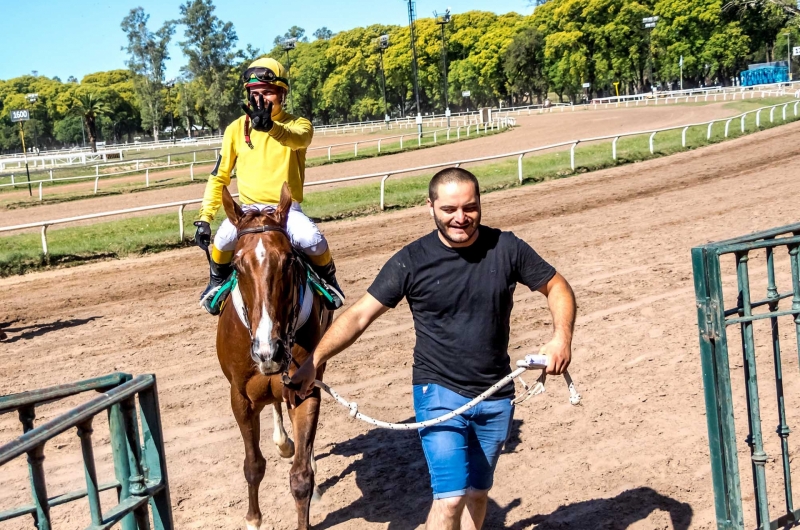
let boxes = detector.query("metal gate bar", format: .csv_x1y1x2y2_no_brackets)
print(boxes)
693,222,800,530
0,373,173,530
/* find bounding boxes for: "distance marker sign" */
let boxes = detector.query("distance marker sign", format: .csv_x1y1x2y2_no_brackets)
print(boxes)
10,110,30,122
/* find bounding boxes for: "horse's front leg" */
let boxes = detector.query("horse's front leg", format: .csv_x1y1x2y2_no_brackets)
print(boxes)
287,392,321,530
272,402,295,458
231,387,267,530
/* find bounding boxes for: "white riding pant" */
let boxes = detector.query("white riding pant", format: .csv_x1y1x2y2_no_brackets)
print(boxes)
213,202,328,257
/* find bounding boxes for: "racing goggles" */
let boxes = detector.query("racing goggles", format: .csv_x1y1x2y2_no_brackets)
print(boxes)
242,67,288,86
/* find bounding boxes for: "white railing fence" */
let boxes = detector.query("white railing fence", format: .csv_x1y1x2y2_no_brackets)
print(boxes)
2,100,795,256
1,119,513,201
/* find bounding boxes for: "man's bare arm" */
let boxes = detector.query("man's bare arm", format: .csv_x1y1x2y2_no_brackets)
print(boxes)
311,293,389,368
286,293,389,400
536,272,577,374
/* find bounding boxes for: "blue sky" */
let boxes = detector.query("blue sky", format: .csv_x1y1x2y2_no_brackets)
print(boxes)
0,0,533,82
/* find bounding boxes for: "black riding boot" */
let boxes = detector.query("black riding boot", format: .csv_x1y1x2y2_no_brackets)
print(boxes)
312,260,345,310
200,260,234,316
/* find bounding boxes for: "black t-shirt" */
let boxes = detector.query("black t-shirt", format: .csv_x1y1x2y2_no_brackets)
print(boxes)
367,226,556,399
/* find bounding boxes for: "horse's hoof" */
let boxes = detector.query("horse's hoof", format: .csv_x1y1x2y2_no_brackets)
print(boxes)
277,438,295,459
245,518,261,530
311,486,322,504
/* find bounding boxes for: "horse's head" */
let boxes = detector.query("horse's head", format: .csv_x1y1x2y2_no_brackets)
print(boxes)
222,183,303,375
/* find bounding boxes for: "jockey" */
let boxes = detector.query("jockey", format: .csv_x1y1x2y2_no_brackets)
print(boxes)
194,57,344,315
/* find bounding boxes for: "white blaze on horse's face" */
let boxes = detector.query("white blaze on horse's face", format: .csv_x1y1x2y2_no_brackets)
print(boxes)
255,239,267,265
252,302,281,374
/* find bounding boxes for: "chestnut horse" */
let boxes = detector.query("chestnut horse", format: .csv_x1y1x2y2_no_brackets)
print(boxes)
215,184,332,530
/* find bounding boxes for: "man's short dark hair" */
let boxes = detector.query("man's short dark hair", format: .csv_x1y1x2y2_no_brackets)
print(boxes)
428,167,481,202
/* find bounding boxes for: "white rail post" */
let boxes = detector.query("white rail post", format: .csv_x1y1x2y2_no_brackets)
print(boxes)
707,122,714,140
769,107,775,123
447,128,451,141
434,131,437,143
38,181,43,201
328,146,332,160
400,136,404,149
167,154,171,165
612,137,619,160
649,132,656,154
418,134,422,147
517,154,525,184
570,141,579,170
682,126,689,148
95,165,99,176
457,127,461,140
41,225,49,256
49,169,53,181
193,152,197,162
783,104,788,121
136,160,140,171
380,174,391,210
467,126,470,137
756,109,761,127
190,163,194,181
354,142,358,157
146,168,150,187
725,119,732,137
795,101,799,116
178,204,186,240
378,139,382,153
740,113,746,133
94,175,100,194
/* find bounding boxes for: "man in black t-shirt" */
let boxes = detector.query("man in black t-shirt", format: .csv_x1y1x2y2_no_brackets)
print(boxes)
286,167,576,529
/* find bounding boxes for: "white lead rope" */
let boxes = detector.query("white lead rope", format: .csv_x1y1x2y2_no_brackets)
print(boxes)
313,356,582,431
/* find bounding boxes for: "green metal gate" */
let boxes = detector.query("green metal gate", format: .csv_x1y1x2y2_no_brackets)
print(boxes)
0,372,173,529
693,222,800,530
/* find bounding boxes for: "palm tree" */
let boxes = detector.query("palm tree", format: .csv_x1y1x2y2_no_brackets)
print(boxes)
73,93,111,152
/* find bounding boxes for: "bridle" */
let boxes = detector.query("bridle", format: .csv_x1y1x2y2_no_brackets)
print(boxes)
235,224,305,384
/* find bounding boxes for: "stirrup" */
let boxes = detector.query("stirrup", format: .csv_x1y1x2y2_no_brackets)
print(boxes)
199,272,237,316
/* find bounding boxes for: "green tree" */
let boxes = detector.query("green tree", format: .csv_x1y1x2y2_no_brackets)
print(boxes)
178,0,240,132
121,7,175,141
504,26,549,104
313,27,334,40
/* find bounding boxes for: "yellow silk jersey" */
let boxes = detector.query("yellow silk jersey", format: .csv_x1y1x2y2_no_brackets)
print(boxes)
198,109,313,222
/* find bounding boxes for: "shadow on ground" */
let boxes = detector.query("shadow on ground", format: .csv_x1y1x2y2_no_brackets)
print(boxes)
0,316,101,343
313,418,690,529
500,486,693,529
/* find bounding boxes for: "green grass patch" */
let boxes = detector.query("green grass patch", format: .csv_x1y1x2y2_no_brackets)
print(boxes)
2,103,798,277
0,127,508,208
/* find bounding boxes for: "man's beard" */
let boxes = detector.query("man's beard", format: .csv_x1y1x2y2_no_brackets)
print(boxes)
434,210,481,244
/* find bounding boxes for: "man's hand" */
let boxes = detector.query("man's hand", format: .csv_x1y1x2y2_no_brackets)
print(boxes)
242,93,274,132
193,220,211,250
539,337,571,375
283,358,317,406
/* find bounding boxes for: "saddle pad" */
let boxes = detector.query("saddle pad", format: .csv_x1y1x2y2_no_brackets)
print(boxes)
230,279,314,332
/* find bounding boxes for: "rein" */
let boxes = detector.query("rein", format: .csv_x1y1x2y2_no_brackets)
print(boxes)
236,223,305,383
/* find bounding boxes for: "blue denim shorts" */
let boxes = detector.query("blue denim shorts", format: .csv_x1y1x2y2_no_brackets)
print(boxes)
413,383,515,499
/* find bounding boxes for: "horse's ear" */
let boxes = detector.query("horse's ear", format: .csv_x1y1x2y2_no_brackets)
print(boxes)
222,187,243,226
276,182,292,228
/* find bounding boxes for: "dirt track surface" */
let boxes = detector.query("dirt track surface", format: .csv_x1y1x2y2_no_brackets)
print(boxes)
3,119,800,529
0,100,757,228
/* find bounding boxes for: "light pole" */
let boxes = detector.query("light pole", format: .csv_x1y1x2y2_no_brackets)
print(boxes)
642,16,659,92
407,0,423,137
786,32,792,81
25,93,39,154
283,38,297,114
165,79,176,143
378,34,391,127
434,9,452,127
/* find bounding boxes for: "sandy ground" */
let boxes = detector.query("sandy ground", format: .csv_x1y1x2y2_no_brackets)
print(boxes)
2,118,800,529
0,100,763,228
